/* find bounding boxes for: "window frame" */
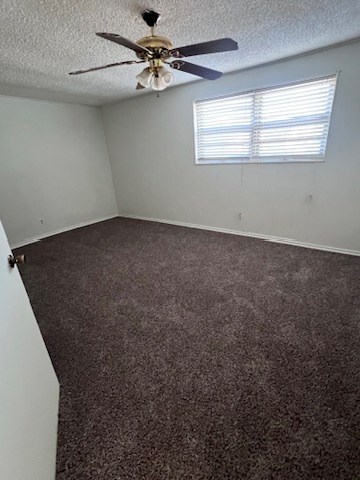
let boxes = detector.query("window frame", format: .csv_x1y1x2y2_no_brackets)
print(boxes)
193,74,338,166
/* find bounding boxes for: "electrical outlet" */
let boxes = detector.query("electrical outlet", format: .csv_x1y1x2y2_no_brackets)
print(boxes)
39,218,44,225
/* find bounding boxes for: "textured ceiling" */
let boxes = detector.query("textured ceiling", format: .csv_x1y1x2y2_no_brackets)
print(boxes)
1,0,360,105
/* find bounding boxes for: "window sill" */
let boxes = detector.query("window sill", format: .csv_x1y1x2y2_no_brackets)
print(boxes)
194,157,325,165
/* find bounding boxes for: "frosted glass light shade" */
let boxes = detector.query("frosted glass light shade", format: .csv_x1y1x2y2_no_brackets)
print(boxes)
151,67,174,91
136,67,153,88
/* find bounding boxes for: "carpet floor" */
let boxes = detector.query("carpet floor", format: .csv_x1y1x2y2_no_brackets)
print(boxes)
17,218,360,479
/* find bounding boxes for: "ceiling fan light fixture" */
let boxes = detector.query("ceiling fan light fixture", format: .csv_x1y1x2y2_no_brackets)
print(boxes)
151,67,173,91
69,12,238,89
136,67,153,88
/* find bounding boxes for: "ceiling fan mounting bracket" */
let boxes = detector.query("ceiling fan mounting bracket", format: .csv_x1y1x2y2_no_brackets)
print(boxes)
142,10,161,28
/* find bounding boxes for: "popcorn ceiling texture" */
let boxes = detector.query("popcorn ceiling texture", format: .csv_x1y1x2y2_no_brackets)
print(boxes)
1,0,360,105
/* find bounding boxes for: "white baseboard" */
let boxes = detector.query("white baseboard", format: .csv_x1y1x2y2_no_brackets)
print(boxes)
120,214,360,257
10,214,118,249
12,212,360,257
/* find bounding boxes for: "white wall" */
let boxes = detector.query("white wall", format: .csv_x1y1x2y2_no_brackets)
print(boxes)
0,96,118,246
102,41,360,254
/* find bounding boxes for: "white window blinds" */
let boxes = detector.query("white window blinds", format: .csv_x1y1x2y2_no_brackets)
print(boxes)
194,75,337,164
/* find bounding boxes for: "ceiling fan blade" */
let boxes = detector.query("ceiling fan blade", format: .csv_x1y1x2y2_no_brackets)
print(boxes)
170,60,222,80
69,60,143,75
96,33,151,54
136,83,146,90
170,38,238,58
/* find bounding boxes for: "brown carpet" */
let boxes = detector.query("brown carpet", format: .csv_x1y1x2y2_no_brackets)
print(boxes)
16,218,360,479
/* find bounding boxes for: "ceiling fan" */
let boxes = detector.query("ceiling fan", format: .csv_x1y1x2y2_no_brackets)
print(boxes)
69,10,238,91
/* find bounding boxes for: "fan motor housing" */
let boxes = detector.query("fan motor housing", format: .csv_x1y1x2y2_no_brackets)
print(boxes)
136,35,173,58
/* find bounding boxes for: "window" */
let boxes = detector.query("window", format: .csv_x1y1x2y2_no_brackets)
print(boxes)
193,75,337,164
